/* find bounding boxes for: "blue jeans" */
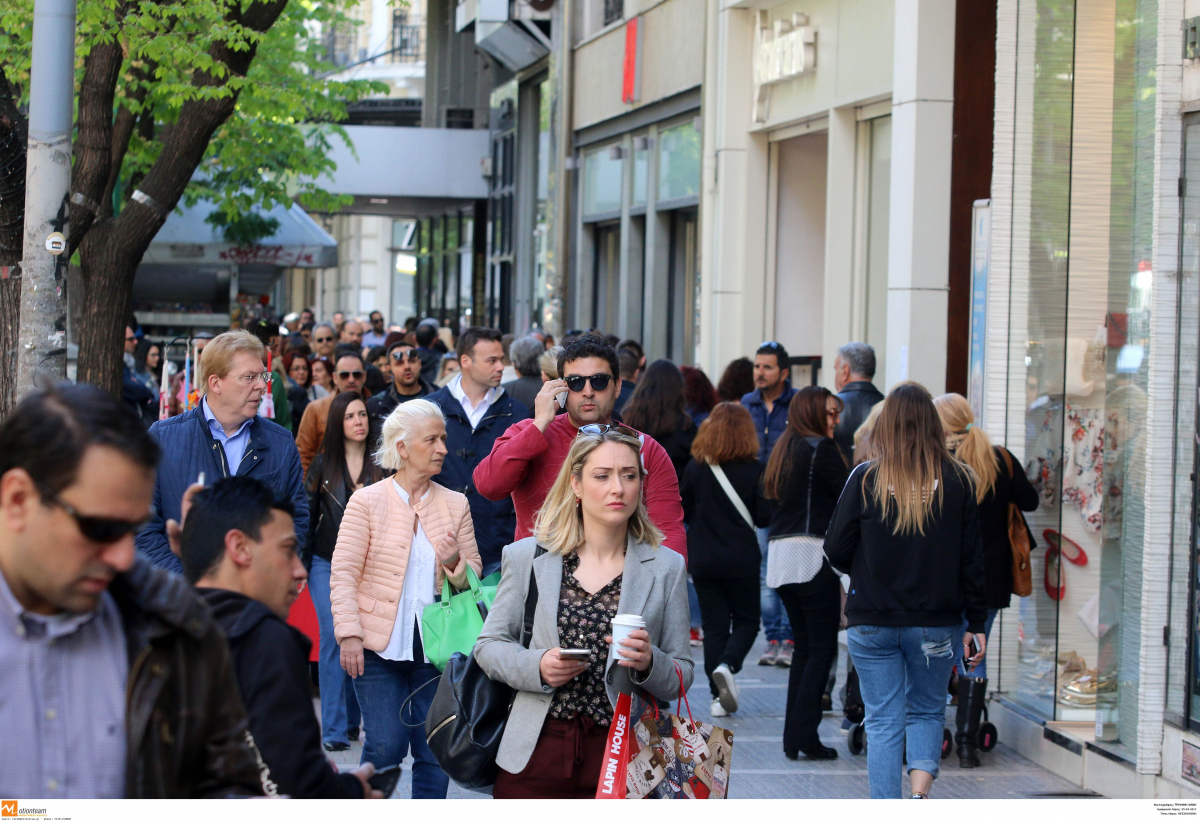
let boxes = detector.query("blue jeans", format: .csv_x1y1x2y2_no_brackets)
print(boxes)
354,650,449,799
758,528,792,643
848,624,956,799
309,556,361,745
953,609,1000,680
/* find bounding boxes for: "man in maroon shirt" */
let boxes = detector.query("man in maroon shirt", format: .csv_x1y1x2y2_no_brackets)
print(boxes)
473,335,687,560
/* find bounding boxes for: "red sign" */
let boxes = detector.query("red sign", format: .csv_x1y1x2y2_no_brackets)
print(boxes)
622,17,642,104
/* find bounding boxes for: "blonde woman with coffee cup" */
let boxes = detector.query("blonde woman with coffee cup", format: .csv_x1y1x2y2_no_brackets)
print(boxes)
475,425,693,799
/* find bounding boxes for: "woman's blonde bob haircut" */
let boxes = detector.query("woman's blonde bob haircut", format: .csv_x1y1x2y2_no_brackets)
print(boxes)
198,330,265,395
373,398,445,471
534,430,663,555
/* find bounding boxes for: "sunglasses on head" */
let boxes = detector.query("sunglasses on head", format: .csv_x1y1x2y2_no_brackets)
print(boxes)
577,423,638,439
50,494,149,543
391,349,420,362
338,370,365,380
564,374,613,392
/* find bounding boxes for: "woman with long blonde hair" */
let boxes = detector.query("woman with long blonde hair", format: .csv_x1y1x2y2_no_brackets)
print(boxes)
824,383,987,799
475,427,693,798
933,393,1037,768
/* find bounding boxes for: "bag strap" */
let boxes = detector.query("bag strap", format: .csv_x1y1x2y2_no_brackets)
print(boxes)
999,446,1014,479
520,546,546,649
804,440,817,536
710,464,754,530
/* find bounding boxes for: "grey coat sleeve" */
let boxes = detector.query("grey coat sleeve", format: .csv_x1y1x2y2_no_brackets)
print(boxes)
623,552,694,703
474,543,551,695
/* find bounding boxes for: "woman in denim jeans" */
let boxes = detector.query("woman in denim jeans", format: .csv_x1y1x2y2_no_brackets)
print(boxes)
824,384,988,798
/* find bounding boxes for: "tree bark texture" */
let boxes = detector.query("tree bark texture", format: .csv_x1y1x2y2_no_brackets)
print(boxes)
0,71,27,416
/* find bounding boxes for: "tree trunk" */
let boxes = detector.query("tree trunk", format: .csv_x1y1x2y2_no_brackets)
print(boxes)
75,219,142,398
0,71,27,416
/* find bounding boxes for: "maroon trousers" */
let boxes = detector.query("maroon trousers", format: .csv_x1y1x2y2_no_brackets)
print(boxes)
493,715,609,799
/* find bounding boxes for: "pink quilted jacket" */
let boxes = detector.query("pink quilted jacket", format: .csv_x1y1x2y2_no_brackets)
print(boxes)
330,479,482,651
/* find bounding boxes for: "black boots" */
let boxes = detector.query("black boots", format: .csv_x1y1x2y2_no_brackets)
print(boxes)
955,678,987,768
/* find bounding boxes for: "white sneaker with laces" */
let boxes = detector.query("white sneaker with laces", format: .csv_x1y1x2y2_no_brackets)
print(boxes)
711,699,729,718
712,663,739,713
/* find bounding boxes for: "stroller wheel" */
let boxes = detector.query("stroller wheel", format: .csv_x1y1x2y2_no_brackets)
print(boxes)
978,722,998,752
941,727,953,759
848,723,866,755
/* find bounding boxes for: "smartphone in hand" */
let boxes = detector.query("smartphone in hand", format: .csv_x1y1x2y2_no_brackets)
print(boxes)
558,648,591,662
368,764,402,797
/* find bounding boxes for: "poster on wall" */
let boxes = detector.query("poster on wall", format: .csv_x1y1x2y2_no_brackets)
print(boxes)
1183,741,1200,788
968,199,992,425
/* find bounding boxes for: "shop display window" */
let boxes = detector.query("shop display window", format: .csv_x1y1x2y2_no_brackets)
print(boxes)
657,120,700,204
583,146,623,217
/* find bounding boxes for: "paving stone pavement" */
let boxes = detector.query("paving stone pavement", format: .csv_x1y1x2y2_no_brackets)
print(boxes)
323,633,1094,799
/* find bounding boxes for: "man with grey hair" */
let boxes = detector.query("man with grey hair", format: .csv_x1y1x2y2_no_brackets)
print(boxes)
832,341,884,462
502,335,546,412
311,322,337,359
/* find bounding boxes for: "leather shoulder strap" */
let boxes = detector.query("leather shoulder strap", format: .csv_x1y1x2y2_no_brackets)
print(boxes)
999,446,1013,479
710,464,755,530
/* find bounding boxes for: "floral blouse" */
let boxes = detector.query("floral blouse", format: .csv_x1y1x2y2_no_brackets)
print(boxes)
548,552,622,726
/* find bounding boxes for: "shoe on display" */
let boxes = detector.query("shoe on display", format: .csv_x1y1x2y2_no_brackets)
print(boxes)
775,640,795,668
711,699,729,718
712,663,739,713
759,640,781,666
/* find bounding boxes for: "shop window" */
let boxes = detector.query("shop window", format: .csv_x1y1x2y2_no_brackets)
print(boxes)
583,147,623,218
390,219,417,325
657,121,700,205
591,223,621,333
665,209,698,364
631,136,649,209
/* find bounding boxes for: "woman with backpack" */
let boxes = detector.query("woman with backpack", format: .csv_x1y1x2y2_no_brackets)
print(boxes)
762,386,849,761
933,392,1038,768
824,383,987,799
680,402,772,718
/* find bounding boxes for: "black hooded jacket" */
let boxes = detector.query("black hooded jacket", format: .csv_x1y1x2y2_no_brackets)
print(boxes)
198,588,364,799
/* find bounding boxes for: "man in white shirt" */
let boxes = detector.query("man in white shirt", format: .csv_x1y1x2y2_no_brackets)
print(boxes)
425,328,531,576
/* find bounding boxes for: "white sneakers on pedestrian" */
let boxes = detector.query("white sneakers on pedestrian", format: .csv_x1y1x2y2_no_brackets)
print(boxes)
712,663,739,714
711,699,729,718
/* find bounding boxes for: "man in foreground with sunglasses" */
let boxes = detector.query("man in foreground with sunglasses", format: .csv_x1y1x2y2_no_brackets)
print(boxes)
474,334,687,559
296,348,372,473
0,383,263,797
366,339,435,450
138,331,309,576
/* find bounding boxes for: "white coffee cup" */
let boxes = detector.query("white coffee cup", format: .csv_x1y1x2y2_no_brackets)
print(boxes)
609,614,648,663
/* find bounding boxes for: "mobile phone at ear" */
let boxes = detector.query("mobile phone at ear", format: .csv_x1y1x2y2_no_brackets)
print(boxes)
367,764,402,796
556,390,568,408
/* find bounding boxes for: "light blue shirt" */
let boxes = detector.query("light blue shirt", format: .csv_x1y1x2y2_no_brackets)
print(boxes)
201,397,255,474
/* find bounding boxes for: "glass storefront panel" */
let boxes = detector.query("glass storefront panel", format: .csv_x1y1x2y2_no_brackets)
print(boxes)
1000,0,1158,752
657,121,700,203
583,147,623,216
632,136,649,208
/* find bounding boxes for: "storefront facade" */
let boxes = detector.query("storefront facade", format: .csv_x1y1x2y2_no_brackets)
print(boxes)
983,0,1200,797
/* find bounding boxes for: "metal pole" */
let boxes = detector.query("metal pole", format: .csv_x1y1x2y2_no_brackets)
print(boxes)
16,0,76,395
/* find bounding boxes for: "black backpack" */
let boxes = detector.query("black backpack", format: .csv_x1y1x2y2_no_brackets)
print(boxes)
423,547,544,790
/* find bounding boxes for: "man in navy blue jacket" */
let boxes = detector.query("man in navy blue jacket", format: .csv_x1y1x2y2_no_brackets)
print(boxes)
740,340,797,667
136,331,308,575
425,327,530,577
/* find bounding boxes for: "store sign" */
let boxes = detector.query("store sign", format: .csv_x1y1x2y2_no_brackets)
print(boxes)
622,17,643,104
753,12,816,122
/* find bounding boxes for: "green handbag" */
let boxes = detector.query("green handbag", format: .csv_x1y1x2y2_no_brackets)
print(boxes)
421,565,499,671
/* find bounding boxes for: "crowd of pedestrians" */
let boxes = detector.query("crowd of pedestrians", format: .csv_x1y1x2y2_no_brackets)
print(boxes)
2,307,1037,801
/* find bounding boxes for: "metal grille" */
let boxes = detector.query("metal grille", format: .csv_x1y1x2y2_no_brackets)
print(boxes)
390,11,423,62
603,0,623,25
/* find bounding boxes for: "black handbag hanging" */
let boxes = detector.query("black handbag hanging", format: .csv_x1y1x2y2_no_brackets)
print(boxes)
423,547,545,790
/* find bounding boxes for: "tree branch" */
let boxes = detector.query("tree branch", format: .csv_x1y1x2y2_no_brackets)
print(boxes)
68,38,124,256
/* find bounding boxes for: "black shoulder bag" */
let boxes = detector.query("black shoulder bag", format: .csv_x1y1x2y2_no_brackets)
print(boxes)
423,546,545,790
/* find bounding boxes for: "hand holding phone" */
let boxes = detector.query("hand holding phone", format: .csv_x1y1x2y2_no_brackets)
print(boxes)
366,764,401,797
558,648,591,661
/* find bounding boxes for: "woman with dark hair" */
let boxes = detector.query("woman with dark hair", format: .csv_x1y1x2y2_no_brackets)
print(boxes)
311,357,335,395
620,359,696,482
680,365,719,427
825,383,987,799
762,386,848,761
132,338,163,393
717,357,755,403
305,391,384,753
681,402,771,717
283,353,321,433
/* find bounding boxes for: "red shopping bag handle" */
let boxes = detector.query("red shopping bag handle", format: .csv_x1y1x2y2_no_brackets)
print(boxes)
673,662,694,726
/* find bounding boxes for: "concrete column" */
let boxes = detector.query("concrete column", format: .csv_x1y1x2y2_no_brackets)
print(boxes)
820,106,859,391
885,0,955,392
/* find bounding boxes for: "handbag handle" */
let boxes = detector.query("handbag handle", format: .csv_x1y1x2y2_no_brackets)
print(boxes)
673,662,694,726
439,563,488,622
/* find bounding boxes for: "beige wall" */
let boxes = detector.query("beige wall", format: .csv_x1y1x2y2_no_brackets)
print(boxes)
572,0,705,131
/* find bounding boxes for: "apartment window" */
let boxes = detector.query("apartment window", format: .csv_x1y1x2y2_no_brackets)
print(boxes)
603,0,624,26
324,24,354,67
390,10,423,63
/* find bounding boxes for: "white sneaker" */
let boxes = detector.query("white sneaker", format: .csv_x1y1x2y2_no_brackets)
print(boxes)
711,699,729,718
712,663,739,713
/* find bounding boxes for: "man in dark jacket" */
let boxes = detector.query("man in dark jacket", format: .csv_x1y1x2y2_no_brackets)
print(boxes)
136,331,308,575
0,382,262,798
832,341,885,463
741,340,796,667
427,327,531,576
368,339,435,450
180,477,380,799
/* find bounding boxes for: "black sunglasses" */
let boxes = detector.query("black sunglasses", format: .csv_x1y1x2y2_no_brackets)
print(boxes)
564,374,613,392
391,349,420,362
50,495,149,543
338,370,365,380
314,335,334,343
577,423,638,439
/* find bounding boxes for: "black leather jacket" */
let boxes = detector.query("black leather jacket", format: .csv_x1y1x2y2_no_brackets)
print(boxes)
109,559,263,798
833,381,885,463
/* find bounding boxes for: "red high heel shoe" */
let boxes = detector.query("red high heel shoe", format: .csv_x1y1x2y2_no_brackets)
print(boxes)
1044,547,1064,600
1043,529,1087,566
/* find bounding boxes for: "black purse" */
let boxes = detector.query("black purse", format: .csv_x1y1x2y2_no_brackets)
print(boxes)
423,547,544,790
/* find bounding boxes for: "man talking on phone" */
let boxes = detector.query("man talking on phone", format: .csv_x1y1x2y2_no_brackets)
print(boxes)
177,476,381,799
473,334,687,559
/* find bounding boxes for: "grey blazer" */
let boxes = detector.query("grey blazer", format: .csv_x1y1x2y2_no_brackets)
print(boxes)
474,535,694,775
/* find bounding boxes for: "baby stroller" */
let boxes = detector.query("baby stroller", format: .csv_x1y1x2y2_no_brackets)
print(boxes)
844,662,955,759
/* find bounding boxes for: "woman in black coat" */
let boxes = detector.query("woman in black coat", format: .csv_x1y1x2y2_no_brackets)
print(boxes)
680,402,771,718
763,386,849,761
934,393,1038,767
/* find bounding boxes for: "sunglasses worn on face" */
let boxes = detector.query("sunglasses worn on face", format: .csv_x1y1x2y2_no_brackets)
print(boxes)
577,423,639,439
315,336,334,343
51,495,149,543
338,370,365,380
391,349,420,362
564,374,613,392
